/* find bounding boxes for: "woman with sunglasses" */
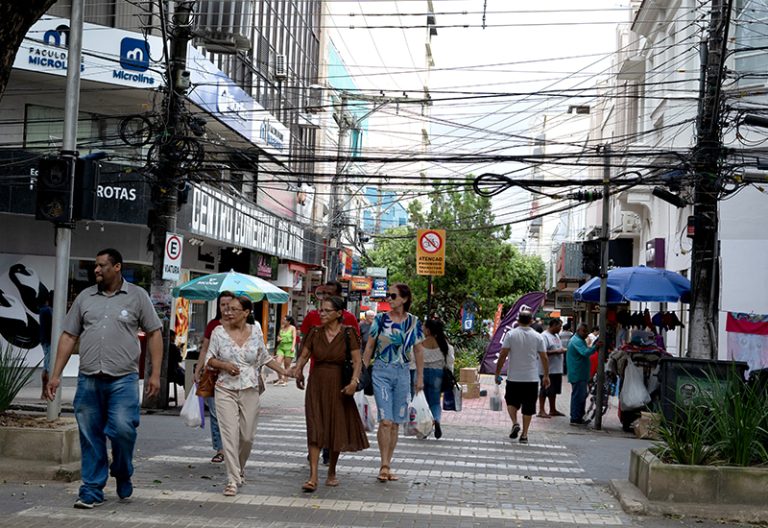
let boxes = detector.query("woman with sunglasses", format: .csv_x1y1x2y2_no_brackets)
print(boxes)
292,295,369,492
362,283,424,482
204,295,293,497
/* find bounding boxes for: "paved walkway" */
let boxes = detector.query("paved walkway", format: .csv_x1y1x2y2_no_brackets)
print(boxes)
1,375,747,527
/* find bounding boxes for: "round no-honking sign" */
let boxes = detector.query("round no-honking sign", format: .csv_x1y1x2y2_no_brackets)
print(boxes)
163,233,184,280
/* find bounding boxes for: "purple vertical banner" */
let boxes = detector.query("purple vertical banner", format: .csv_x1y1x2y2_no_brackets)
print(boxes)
479,291,547,374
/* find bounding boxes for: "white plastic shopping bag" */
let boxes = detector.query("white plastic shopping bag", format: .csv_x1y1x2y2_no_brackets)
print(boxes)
405,391,434,439
489,384,504,411
354,391,376,432
180,386,203,428
620,360,652,410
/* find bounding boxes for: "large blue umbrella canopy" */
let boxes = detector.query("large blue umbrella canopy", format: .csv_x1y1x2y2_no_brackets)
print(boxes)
172,271,289,304
573,266,691,304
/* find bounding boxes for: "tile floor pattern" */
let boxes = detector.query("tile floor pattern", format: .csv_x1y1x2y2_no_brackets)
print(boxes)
5,414,630,527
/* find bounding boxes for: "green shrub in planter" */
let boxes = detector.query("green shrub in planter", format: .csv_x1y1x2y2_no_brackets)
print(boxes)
653,367,768,467
0,342,39,413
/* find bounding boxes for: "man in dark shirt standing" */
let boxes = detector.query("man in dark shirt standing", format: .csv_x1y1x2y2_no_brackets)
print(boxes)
45,248,163,509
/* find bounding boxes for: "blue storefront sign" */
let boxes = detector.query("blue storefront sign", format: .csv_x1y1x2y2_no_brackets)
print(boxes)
372,278,388,298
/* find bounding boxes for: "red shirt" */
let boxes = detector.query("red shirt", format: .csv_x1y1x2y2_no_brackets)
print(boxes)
300,310,360,371
204,319,221,340
300,310,359,336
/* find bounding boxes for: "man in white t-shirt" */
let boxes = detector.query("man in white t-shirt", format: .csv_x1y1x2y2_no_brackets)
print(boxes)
538,318,566,418
494,311,550,444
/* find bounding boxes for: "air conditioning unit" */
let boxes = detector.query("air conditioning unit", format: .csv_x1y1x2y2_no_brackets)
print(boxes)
619,211,641,234
274,54,287,80
306,84,324,113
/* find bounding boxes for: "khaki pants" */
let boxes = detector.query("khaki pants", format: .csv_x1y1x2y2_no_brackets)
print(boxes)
214,385,260,485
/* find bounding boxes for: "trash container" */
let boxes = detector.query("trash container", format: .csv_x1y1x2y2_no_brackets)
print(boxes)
658,357,748,422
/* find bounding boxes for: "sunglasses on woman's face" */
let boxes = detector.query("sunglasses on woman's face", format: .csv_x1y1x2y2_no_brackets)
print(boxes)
388,292,399,299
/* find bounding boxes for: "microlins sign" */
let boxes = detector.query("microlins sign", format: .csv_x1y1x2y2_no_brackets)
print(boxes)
190,184,303,261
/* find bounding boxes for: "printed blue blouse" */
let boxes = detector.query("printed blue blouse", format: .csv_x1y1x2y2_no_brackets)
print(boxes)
369,312,424,365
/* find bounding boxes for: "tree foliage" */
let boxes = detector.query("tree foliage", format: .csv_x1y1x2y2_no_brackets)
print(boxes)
0,0,58,101
368,183,545,324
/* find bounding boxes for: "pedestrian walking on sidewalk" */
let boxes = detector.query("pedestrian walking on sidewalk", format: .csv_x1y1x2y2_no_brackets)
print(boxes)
44,248,163,509
567,323,601,426
292,296,370,492
421,318,454,440
362,283,425,482
204,295,293,497
275,315,297,386
537,318,566,418
299,281,360,465
193,291,234,464
494,310,550,444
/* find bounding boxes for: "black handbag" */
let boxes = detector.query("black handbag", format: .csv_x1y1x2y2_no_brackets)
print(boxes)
342,327,371,393
441,367,456,392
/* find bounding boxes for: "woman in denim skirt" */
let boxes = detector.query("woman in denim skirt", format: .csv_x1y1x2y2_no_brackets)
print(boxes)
362,283,425,482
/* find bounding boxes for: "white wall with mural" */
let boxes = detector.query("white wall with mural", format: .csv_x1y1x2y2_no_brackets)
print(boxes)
0,254,79,375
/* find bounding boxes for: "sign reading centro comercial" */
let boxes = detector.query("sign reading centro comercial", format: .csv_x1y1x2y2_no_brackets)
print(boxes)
416,229,446,276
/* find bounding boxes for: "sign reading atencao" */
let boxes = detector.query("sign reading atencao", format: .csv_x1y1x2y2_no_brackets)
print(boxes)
416,228,446,276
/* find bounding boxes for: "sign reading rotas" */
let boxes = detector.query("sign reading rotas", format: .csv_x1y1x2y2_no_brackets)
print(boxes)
416,229,446,276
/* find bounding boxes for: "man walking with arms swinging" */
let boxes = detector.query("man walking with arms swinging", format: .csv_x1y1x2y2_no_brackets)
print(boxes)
495,310,549,444
46,248,163,509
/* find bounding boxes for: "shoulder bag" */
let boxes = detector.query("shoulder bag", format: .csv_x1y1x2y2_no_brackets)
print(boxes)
342,327,371,393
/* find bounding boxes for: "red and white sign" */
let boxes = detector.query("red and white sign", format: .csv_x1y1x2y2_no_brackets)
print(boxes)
416,229,446,276
163,233,184,281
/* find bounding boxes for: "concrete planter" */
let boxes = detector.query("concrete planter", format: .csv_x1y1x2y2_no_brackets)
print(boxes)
612,448,768,523
0,416,81,481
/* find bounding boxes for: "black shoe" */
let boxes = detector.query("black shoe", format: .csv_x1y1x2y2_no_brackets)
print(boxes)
321,447,329,465
570,419,590,426
509,423,521,439
519,436,528,444
434,422,442,439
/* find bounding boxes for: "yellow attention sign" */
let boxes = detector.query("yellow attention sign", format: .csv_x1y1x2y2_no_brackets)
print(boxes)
416,229,446,276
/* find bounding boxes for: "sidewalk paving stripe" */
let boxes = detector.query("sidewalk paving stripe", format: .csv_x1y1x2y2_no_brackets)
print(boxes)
249,424,568,449
146,455,593,483
179,445,581,467
121,488,627,525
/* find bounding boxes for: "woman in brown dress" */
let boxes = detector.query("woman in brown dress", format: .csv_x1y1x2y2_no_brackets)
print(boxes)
292,295,369,492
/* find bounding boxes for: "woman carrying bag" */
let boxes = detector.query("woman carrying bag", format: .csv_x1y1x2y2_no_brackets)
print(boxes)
204,295,293,497
421,319,455,439
292,296,370,492
362,283,425,482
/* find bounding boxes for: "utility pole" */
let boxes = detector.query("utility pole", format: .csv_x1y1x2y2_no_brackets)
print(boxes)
688,0,732,359
47,0,84,421
326,94,349,283
143,1,194,408
594,145,611,431
325,92,415,282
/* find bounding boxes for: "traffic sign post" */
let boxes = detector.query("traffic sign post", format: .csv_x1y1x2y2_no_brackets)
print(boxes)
416,229,445,318
162,233,184,281
416,229,446,276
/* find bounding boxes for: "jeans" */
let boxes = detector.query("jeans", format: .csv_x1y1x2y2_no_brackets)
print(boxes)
73,373,140,503
205,396,223,452
570,380,589,422
423,368,443,422
372,362,410,424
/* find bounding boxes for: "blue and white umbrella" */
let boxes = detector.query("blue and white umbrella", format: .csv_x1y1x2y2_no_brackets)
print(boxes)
573,266,691,304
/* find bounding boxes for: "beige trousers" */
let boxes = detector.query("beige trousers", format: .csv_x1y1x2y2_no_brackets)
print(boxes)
214,385,261,485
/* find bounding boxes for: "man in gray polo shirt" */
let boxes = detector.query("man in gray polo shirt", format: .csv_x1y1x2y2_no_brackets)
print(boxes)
45,248,162,509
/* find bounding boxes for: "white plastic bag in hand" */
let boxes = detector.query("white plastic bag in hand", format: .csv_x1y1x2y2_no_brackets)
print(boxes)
180,386,203,428
406,391,434,439
354,391,376,432
620,360,652,410
489,384,504,411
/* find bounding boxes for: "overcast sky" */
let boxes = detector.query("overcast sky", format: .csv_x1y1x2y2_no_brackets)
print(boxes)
323,0,632,242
